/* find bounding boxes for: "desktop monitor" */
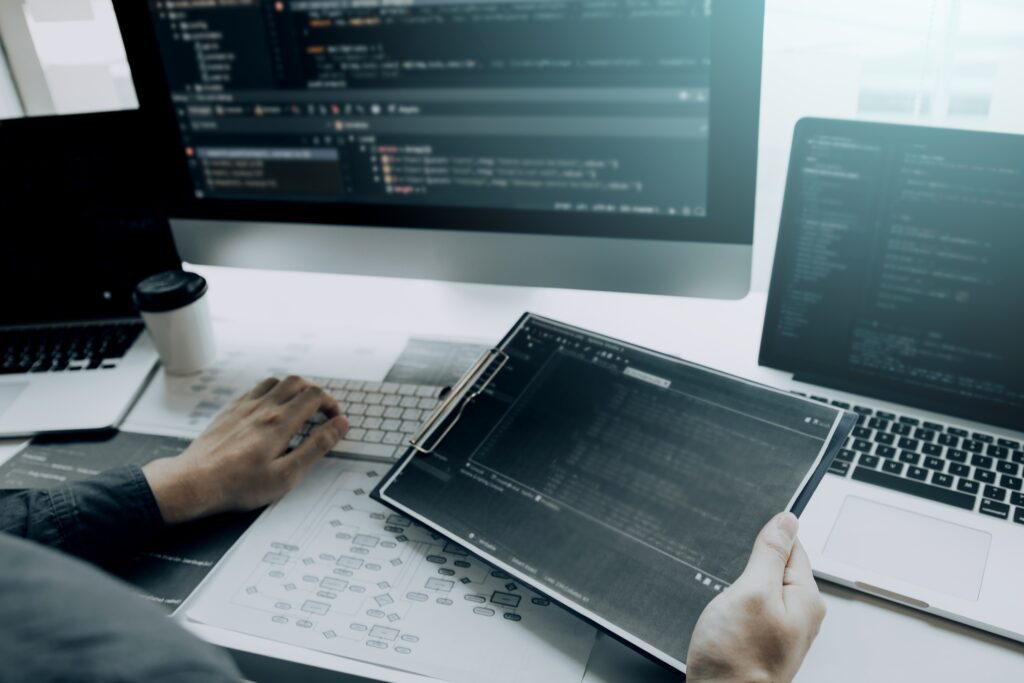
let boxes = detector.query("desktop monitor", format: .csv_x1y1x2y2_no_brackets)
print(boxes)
118,0,763,297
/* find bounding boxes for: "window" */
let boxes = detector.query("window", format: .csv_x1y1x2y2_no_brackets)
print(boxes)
754,0,1024,290
0,0,137,119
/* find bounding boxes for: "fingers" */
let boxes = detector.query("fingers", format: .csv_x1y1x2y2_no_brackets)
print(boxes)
248,377,280,400
266,375,314,404
783,541,827,627
277,416,349,482
736,511,799,592
784,539,815,588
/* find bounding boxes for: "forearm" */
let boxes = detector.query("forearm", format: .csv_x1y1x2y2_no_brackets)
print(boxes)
0,465,166,563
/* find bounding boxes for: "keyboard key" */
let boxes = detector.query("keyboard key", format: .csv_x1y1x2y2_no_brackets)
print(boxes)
851,467,975,510
400,420,421,434
983,485,1007,502
830,400,851,409
853,426,871,439
859,454,880,469
979,499,1009,520
416,385,440,398
949,463,970,477
347,428,366,441
882,460,903,475
363,417,383,430
973,470,996,484
957,479,979,495
366,405,385,418
946,427,969,437
383,432,404,445
384,406,404,419
876,411,896,421
971,454,993,470
853,406,873,415
931,473,953,488
937,433,959,447
1015,508,1024,525
828,461,850,476
876,445,896,458
402,408,422,421
873,432,895,446
914,428,935,442
922,421,943,431
890,423,913,436
1012,492,1024,507
381,418,401,431
962,439,983,453
899,451,920,465
1000,474,1022,491
897,416,919,426
923,456,944,471
898,437,919,450
907,466,928,481
1015,451,1024,465
364,430,385,443
868,417,889,430
836,449,856,463
987,445,1009,459
997,437,1020,449
381,394,400,407
332,441,397,460
364,393,383,405
921,443,942,456
973,433,994,443
398,384,418,395
945,449,968,463
997,461,1019,476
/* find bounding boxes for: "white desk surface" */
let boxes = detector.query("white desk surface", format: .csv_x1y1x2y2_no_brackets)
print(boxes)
3,264,1023,682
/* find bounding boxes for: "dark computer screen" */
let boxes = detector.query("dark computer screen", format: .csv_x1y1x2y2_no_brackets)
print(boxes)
761,119,1024,433
130,0,762,241
378,314,849,668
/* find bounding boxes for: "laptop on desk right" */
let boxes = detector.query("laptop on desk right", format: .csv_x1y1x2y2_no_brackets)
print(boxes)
761,118,1024,643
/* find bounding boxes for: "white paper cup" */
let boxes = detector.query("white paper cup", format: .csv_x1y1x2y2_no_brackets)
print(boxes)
134,271,216,376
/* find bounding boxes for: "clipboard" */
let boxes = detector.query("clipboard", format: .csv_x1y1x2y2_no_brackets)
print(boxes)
374,313,855,674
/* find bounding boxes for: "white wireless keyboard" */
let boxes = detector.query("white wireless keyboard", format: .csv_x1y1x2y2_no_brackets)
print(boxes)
291,378,444,462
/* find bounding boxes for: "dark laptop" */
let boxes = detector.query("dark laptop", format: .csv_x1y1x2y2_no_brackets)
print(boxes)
760,118,1024,642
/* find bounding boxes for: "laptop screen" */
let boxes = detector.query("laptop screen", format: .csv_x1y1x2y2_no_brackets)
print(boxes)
760,118,1024,433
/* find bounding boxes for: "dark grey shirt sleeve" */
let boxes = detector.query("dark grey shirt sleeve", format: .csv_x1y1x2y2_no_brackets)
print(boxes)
0,465,166,562
0,531,242,683
0,466,242,682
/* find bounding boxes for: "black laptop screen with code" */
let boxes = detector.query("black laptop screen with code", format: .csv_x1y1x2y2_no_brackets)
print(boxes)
760,119,1024,433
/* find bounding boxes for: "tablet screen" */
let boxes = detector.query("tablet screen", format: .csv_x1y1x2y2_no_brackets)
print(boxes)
376,314,851,671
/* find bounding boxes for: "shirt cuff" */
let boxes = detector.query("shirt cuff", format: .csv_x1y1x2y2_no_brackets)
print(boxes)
50,465,167,561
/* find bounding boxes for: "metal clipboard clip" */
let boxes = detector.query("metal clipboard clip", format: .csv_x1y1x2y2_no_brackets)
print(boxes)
409,348,509,456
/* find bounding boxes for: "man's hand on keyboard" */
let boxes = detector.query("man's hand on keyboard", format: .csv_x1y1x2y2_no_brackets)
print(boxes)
685,512,826,683
143,376,349,524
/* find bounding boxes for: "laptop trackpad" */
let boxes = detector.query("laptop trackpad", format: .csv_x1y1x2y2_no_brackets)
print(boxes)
823,496,991,601
0,383,28,419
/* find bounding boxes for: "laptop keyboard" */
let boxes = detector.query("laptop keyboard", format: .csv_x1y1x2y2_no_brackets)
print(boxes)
805,394,1024,526
291,378,444,462
0,321,144,375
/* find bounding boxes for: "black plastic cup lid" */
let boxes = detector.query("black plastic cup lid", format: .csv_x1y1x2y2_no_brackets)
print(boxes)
133,270,208,313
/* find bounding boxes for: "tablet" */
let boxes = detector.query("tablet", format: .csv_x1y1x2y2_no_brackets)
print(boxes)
374,314,854,673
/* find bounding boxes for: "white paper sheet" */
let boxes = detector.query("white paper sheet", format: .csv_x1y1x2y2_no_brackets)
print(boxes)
187,458,597,683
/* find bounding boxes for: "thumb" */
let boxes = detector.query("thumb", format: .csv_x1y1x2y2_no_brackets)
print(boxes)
736,511,799,590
